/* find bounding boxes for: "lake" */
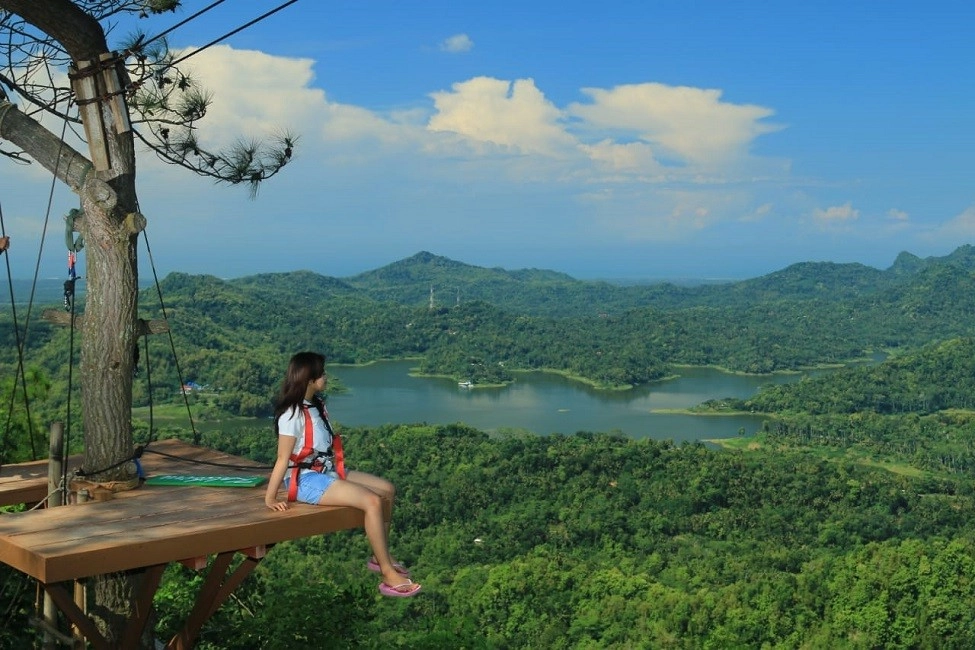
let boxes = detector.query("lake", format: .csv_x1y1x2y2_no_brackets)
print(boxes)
322,359,834,443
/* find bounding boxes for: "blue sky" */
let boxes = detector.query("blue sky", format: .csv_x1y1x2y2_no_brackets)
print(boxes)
2,0,974,281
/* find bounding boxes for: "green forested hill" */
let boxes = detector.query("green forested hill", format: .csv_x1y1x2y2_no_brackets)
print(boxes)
743,337,975,416
342,245,975,315
345,250,638,317
5,245,975,426
699,337,975,476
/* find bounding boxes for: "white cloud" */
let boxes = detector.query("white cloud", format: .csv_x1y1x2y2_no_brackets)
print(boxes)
813,202,860,224
176,45,325,147
440,34,474,53
739,202,773,223
929,205,975,240
567,83,781,167
578,186,759,244
887,208,909,221
427,76,578,157
17,45,798,274
581,139,661,175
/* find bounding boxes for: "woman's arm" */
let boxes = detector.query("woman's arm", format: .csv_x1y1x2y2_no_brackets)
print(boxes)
265,434,295,511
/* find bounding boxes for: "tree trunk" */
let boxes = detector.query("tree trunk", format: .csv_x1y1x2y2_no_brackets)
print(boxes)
77,92,140,485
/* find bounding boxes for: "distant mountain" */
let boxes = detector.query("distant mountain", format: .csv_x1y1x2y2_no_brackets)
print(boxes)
345,251,632,316
339,247,975,316
888,244,975,276
722,261,887,302
117,243,975,387
5,245,975,322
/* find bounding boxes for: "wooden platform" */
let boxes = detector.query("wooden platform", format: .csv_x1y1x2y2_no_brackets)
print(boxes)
0,438,372,649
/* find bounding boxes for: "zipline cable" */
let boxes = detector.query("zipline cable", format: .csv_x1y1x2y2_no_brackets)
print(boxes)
138,0,229,51
143,0,301,73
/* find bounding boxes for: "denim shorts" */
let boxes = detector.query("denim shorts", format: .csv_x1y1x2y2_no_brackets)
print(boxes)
284,470,339,505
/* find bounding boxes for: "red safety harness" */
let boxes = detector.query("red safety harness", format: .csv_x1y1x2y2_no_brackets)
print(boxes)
287,401,347,502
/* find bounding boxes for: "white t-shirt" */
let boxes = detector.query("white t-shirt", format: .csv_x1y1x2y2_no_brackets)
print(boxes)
277,401,333,458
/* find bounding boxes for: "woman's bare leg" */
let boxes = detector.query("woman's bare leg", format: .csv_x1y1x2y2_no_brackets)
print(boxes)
344,471,409,574
318,479,408,588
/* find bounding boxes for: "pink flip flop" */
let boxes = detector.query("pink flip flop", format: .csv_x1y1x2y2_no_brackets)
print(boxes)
367,559,411,577
378,580,422,598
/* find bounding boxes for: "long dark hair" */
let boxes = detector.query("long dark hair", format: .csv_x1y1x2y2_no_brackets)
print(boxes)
273,351,325,431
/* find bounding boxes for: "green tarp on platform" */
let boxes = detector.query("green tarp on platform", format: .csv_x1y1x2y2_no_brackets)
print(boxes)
145,474,266,487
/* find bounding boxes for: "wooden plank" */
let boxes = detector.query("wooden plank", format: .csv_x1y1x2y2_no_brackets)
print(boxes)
32,503,363,583
98,52,131,134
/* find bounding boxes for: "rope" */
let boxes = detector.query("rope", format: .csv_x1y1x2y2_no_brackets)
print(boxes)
72,443,142,480
24,477,67,512
0,196,26,470
0,109,73,469
143,446,271,472
61,256,79,493
142,333,155,446
139,223,200,444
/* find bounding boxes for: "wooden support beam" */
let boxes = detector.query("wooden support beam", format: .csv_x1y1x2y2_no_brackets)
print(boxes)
40,550,269,650
43,583,109,650
168,549,263,650
179,545,269,571
41,310,170,336
178,556,208,571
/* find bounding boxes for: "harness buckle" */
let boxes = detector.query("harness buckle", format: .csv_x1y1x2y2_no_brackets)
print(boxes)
309,451,334,473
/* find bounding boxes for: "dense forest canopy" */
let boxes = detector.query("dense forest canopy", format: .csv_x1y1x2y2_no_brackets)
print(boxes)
8,424,975,648
4,246,975,646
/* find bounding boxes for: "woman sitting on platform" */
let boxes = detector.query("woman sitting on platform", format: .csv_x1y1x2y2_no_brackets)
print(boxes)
264,351,421,598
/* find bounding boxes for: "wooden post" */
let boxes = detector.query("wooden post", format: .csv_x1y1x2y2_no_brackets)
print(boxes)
73,581,86,650
47,422,64,508
42,422,64,650
98,53,131,135
70,61,111,171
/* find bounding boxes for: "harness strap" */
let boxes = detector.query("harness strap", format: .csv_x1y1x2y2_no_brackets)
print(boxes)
320,402,347,480
287,405,316,502
287,402,347,502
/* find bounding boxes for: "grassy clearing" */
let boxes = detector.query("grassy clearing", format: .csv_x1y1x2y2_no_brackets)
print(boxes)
708,435,931,478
